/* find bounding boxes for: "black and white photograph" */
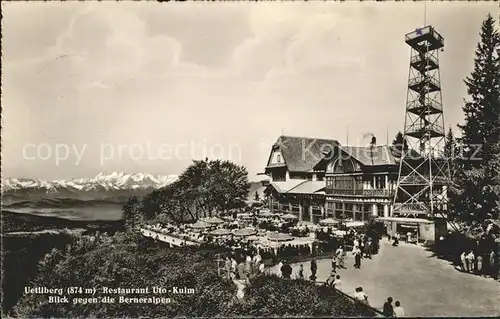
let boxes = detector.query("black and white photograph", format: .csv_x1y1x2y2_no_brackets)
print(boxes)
1,1,500,318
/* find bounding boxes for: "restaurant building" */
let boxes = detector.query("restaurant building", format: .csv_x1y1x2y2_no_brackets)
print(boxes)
264,135,400,224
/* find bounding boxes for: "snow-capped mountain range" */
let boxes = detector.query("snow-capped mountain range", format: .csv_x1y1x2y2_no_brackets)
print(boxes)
1,172,179,194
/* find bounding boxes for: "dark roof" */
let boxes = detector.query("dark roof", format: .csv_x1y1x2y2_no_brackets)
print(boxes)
270,136,339,172
340,145,397,166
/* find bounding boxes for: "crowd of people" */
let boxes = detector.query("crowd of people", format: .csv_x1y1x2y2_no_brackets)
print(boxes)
460,249,496,277
383,297,405,317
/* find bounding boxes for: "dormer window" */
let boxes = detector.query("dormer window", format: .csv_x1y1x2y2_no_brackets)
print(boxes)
277,154,281,163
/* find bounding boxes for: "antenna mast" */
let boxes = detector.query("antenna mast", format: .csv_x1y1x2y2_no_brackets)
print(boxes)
346,126,349,146
424,1,427,27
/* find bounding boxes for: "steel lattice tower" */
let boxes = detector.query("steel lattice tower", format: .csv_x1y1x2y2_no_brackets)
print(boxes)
392,26,450,219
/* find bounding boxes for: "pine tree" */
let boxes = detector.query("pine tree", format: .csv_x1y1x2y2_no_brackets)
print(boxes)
458,14,500,166
254,191,261,201
392,131,403,147
123,196,141,230
444,127,457,179
391,131,408,155
453,14,500,224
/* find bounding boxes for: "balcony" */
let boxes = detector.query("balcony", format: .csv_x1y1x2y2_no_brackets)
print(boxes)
405,26,444,52
405,121,445,139
408,75,441,93
410,53,439,72
363,189,394,197
393,203,429,216
326,188,394,197
407,98,442,116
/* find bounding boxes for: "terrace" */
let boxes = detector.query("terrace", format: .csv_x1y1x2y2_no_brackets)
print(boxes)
139,211,364,253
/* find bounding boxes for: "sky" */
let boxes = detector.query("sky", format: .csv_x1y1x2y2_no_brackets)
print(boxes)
1,1,498,180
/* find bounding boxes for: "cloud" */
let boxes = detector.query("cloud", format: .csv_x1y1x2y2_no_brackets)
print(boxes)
232,5,372,81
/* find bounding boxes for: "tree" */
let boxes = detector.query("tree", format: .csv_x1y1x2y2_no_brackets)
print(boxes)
139,159,250,222
254,191,261,201
392,131,408,155
444,127,458,179
13,234,238,318
141,183,196,223
176,159,250,217
122,196,141,230
14,234,374,318
459,14,500,166
453,14,500,224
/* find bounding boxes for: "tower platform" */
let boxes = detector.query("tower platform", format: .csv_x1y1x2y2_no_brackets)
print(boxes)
405,26,444,52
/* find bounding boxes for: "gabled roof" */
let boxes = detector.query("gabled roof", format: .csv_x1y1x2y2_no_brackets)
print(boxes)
339,145,397,166
267,180,325,195
269,136,339,173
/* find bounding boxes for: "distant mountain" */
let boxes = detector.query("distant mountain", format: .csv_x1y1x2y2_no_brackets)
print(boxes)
1,172,179,197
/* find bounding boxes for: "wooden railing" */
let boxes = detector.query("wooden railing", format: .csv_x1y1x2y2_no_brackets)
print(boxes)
326,189,394,197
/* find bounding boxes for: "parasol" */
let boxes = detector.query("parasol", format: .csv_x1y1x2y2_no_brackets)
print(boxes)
233,228,258,237
281,213,299,220
209,228,231,236
259,210,275,218
268,232,294,242
319,218,340,226
189,220,211,229
204,217,225,224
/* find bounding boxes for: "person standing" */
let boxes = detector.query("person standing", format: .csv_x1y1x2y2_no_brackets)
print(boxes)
466,250,475,273
353,246,362,269
277,260,283,277
336,246,346,269
225,257,232,279
393,232,400,246
259,262,265,274
281,261,292,279
460,251,467,272
366,238,373,259
353,237,360,249
298,264,304,279
489,250,495,277
393,301,404,317
383,297,394,317
231,257,237,277
331,254,338,272
310,258,317,281
354,287,369,305
476,254,483,275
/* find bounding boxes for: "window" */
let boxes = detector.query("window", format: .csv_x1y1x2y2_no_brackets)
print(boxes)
334,176,355,190
326,177,333,188
273,173,286,181
277,154,281,163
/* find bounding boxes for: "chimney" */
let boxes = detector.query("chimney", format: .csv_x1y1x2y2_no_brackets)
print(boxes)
370,136,376,147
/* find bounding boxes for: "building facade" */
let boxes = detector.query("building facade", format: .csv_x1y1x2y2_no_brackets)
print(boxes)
323,145,399,222
264,135,400,223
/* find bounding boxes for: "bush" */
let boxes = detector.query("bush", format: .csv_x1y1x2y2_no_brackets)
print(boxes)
237,275,377,317
13,231,237,318
12,231,372,317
